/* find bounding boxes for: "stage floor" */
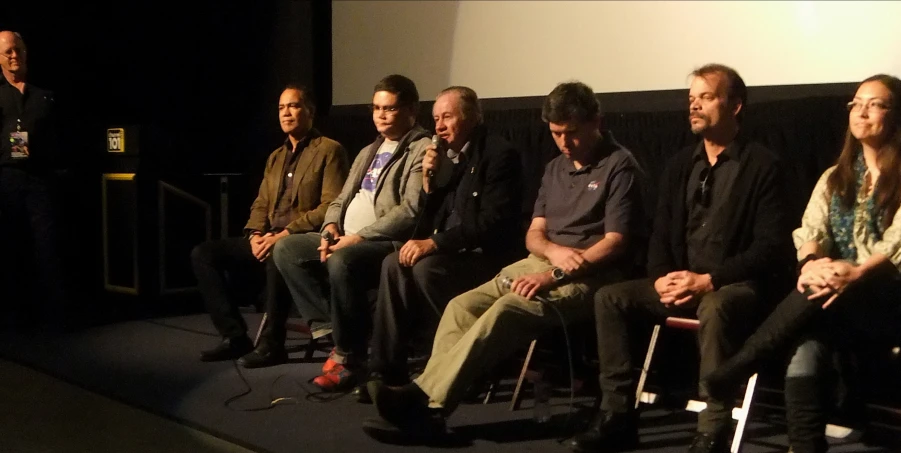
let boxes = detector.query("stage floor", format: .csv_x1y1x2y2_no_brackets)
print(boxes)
0,314,890,453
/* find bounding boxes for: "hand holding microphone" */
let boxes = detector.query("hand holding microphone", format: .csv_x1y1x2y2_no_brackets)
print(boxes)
423,135,445,194
499,275,553,304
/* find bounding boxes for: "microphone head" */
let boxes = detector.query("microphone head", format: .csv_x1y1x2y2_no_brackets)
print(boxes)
499,276,513,289
431,134,446,149
428,135,447,180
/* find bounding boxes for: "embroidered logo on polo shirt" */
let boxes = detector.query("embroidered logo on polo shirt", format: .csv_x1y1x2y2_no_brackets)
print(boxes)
587,180,599,191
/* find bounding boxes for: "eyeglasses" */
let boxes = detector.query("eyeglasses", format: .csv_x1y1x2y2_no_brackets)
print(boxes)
695,166,712,207
846,99,892,114
370,104,402,115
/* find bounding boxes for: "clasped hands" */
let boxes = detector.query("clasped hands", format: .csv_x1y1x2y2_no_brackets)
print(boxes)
249,230,290,262
654,271,714,307
797,257,859,309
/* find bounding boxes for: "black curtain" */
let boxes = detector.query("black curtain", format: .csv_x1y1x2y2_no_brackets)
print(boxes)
320,94,849,228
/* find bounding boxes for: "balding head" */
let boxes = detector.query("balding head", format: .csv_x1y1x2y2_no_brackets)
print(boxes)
0,31,27,78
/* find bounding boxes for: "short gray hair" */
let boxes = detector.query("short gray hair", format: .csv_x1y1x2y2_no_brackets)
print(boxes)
439,86,483,124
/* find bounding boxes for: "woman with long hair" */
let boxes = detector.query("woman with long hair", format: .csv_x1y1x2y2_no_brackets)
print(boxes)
703,74,901,453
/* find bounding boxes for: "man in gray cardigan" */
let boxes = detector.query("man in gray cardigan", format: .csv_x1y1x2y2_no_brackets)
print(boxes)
239,75,430,378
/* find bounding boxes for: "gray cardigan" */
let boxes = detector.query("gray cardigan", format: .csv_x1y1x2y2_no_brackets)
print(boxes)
322,125,431,241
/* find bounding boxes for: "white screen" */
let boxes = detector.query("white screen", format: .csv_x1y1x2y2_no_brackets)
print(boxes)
332,0,901,105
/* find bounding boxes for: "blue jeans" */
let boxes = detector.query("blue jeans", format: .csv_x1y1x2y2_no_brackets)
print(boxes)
272,232,398,360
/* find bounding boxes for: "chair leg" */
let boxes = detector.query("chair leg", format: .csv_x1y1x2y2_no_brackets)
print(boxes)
304,319,319,360
253,313,269,348
510,339,538,411
635,324,662,409
730,372,758,453
304,337,318,360
482,378,500,404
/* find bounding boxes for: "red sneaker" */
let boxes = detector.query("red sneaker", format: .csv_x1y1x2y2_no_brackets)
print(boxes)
312,363,357,392
322,349,339,374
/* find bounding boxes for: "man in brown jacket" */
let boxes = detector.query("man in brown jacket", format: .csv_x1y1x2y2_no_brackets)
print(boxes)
192,85,349,362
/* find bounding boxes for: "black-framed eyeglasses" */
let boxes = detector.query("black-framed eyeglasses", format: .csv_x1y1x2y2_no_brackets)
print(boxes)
696,166,712,207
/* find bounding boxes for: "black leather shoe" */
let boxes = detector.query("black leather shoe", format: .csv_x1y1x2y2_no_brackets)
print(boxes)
687,430,730,453
565,410,639,452
200,336,253,362
369,381,430,425
237,344,288,368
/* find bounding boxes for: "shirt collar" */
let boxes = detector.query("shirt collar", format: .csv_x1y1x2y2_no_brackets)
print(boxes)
283,129,317,153
568,130,618,174
692,138,742,164
448,140,471,163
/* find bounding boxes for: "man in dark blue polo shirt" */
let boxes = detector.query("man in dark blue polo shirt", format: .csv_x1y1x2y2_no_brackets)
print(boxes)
362,81,646,443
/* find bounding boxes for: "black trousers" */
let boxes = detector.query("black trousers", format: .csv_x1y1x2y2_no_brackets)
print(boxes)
190,236,291,344
717,275,901,453
368,250,506,384
594,278,760,433
0,166,68,327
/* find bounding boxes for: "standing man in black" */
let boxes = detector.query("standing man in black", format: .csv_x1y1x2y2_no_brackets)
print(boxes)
364,86,522,396
192,85,349,362
0,30,68,330
566,64,793,453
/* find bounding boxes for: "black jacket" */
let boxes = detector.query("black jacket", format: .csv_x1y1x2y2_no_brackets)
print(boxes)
647,138,794,291
419,126,522,260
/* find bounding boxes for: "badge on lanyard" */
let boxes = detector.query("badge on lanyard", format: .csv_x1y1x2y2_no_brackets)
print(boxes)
9,119,29,159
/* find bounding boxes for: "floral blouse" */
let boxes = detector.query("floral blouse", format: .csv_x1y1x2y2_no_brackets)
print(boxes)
792,166,901,270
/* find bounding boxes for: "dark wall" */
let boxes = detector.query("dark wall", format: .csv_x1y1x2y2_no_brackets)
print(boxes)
1,1,332,173
1,1,330,316
0,1,858,322
321,90,852,228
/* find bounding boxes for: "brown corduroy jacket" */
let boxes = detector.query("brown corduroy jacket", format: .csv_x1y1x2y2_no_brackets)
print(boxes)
244,130,349,235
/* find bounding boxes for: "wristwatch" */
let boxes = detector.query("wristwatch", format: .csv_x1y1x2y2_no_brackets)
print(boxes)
551,267,567,282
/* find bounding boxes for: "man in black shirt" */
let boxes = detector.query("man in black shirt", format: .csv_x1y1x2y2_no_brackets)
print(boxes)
566,64,793,453
0,30,68,330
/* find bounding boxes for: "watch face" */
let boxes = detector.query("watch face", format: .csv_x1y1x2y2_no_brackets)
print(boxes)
553,268,565,280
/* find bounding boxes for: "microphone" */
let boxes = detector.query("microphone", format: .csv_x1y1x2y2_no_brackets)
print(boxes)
428,134,444,181
499,276,551,305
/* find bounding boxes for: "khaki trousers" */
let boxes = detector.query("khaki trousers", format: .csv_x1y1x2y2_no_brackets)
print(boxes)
413,254,620,411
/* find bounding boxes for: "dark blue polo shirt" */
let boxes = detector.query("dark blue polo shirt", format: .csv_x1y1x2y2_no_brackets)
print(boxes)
533,131,644,251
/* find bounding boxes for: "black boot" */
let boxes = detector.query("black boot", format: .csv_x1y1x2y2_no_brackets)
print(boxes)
362,381,446,445
703,291,823,400
200,336,253,362
237,341,288,368
784,377,829,453
564,410,639,452
687,428,730,453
